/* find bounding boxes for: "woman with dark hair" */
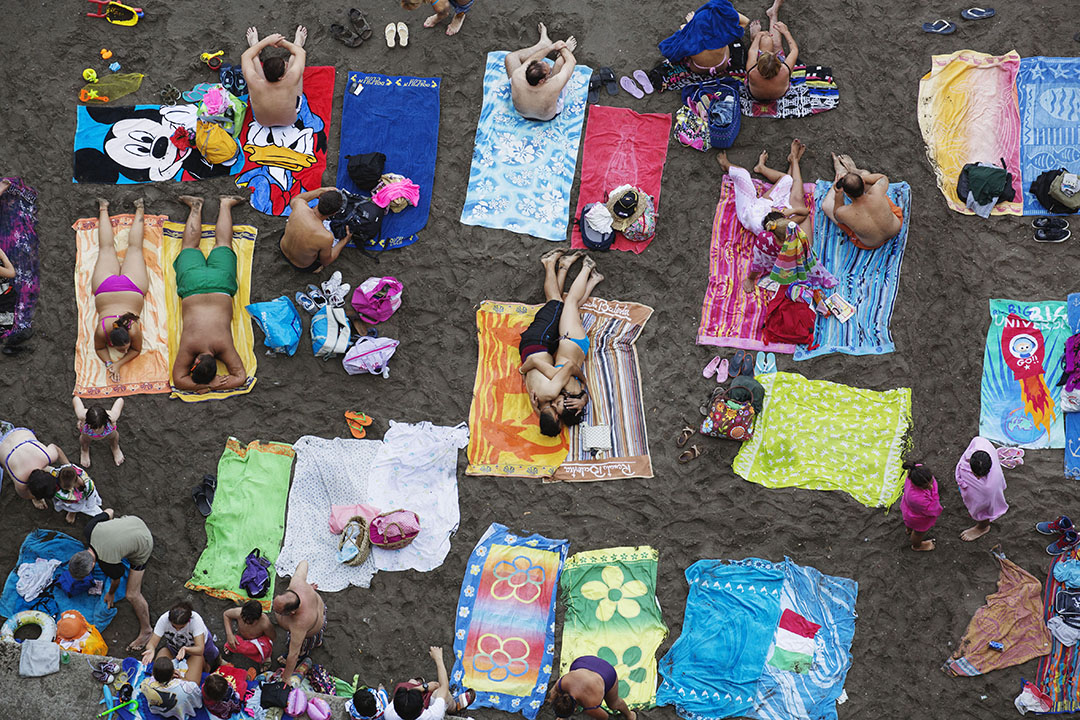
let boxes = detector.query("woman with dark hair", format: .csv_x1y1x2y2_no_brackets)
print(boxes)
384,647,474,720
548,655,636,720
955,437,1009,542
92,198,148,382
142,600,220,681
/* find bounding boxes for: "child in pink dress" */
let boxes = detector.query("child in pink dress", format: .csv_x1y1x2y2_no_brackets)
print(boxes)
955,436,1009,541
900,461,942,551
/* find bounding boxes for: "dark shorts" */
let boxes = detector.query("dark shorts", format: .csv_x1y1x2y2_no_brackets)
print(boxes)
287,606,328,659
519,300,563,360
279,244,321,273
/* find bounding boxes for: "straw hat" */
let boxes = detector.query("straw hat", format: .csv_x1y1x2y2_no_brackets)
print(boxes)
605,185,648,232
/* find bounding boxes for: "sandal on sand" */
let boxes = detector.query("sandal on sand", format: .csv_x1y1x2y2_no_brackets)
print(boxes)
732,349,747,376
633,69,655,94
676,426,695,448
620,76,644,99
331,23,363,47
588,74,601,103
703,356,722,379
922,19,957,34
598,67,618,95
960,7,995,20
385,23,397,48
716,358,730,383
349,8,373,40
397,22,409,47
678,445,703,464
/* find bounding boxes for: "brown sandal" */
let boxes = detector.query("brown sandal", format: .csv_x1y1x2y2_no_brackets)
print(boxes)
678,445,703,463
676,426,695,448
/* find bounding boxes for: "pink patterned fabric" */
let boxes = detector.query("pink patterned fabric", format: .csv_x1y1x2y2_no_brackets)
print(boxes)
371,179,420,210
696,177,814,353
329,503,380,534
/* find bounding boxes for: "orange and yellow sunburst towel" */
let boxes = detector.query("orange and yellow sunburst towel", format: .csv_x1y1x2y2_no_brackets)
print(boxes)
72,214,171,398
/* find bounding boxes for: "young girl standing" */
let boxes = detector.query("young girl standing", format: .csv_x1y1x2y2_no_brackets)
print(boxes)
73,396,125,467
955,436,1009,541
900,461,942,551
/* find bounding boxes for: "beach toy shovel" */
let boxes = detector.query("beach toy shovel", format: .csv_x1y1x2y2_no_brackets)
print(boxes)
86,0,144,26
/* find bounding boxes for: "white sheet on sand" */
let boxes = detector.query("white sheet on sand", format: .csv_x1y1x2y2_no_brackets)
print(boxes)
276,421,469,591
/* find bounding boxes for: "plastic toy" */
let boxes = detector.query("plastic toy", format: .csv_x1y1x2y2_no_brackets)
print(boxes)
0,610,57,643
307,697,332,720
83,68,99,83
100,48,113,59
98,699,136,717
109,62,122,72
200,50,224,70
86,0,144,26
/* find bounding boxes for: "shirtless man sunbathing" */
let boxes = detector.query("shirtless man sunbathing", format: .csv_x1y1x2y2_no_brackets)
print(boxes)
242,26,307,127
0,425,68,508
519,251,602,436
280,187,351,272
822,154,903,251
506,23,578,122
745,0,798,101
170,196,248,394
273,560,326,682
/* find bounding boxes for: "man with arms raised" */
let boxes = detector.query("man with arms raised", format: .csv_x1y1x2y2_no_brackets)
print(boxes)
242,26,308,127
279,187,351,272
273,560,326,681
171,196,247,394
822,153,903,251
505,23,578,122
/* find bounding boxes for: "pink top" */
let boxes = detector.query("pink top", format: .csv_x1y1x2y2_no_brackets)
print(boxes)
900,475,942,532
955,436,1009,522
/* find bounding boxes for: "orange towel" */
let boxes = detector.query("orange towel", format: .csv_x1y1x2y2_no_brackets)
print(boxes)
72,214,171,398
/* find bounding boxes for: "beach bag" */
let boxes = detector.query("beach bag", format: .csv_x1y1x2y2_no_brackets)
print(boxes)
700,387,756,440
729,375,766,413
674,105,710,152
246,296,302,356
682,80,741,149
763,288,815,345
308,665,336,697
578,202,615,250
239,548,271,598
197,84,247,140
621,194,657,243
346,153,387,192
260,681,290,708
1031,169,1073,214
1050,172,1080,212
369,509,420,549
312,305,351,359
338,516,372,567
195,119,239,164
351,276,403,324
343,335,399,377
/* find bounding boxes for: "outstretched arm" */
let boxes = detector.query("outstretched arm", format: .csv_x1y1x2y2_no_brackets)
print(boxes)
278,38,307,80
280,630,305,681
292,186,339,206
73,396,87,422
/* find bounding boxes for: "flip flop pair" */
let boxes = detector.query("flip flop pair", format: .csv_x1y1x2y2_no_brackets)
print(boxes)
385,21,409,48
618,70,655,99
332,9,373,47
754,351,777,375
923,8,994,34
345,411,373,438
730,350,756,378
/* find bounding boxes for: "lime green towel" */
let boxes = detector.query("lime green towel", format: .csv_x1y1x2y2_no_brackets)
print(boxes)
186,438,294,609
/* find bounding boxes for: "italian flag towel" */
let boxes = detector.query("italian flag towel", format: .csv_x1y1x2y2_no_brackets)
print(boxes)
767,609,821,673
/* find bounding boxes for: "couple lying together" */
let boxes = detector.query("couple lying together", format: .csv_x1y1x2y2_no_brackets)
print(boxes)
519,251,602,437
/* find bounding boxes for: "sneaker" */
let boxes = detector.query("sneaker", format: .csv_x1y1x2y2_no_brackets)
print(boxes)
1035,227,1071,243
1047,529,1080,556
1032,217,1069,230
1037,515,1074,535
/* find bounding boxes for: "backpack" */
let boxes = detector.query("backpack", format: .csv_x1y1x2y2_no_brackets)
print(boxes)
1050,172,1080,212
351,277,403,324
346,153,387,192
330,191,386,244
621,194,657,243
195,119,239,164
342,336,399,378
311,305,352,359
239,548,271,598
578,202,615,250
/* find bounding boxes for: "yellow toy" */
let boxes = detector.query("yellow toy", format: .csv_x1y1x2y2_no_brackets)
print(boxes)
200,50,224,70
83,68,99,83
56,609,107,656
86,0,144,26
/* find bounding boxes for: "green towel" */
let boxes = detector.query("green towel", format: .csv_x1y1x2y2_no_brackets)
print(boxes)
733,372,911,508
560,546,668,709
186,438,294,609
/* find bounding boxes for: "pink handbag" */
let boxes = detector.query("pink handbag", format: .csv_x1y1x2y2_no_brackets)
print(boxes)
351,276,403,324
369,509,420,549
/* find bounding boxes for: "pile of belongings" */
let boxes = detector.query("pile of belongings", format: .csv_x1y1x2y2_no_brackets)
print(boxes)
1030,168,1080,215
579,185,657,250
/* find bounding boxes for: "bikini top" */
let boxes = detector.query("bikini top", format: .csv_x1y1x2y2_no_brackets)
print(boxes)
100,315,138,338
81,420,115,439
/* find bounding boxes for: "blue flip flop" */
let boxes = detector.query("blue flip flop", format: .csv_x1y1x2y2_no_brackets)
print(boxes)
732,349,747,376
922,19,957,34
960,7,995,20
764,352,777,374
755,351,769,375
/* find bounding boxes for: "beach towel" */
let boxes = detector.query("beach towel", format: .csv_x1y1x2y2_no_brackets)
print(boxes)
569,106,672,254
451,523,568,719
1017,55,1080,215
234,66,335,217
461,52,591,241
335,72,440,250
696,178,816,353
658,0,743,62
72,214,170,397
0,177,39,345
732,372,912,508
162,221,257,401
0,529,127,630
1038,548,1080,711
793,181,910,360
560,547,668,709
731,65,840,118
185,438,294,610
73,104,244,184
746,558,858,720
657,559,785,720
980,299,1067,449
917,50,1023,215
944,548,1051,677
466,298,653,482
548,298,654,483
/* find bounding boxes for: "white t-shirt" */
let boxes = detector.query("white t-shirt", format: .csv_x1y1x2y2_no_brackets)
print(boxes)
384,696,446,720
153,611,210,653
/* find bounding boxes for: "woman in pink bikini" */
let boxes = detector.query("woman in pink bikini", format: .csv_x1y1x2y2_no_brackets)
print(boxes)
92,198,148,382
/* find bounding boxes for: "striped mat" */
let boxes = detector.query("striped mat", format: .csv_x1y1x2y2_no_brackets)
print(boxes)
1037,547,1080,710
794,181,910,360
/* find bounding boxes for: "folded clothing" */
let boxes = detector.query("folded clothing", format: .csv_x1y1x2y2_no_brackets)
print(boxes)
1055,560,1080,589
372,174,420,212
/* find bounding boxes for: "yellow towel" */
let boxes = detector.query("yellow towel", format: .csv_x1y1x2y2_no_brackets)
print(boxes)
162,221,258,402
72,214,171,398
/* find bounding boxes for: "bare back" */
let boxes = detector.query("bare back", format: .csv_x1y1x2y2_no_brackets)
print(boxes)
173,294,240,382
836,178,902,247
279,580,324,639
746,64,791,100
94,291,144,349
249,76,302,127
280,204,332,268
510,71,566,121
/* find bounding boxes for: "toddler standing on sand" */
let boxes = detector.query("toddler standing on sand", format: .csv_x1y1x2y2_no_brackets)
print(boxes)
73,396,125,466
900,460,942,551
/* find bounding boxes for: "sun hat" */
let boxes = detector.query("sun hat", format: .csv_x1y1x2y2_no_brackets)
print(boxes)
605,184,649,232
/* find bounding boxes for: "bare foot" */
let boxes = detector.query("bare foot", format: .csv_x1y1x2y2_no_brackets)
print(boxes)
831,152,846,178
741,277,757,294
447,13,465,35
564,36,577,53
294,25,307,47
423,12,442,28
590,271,604,284
753,149,769,175
766,0,784,23
0,179,10,196
32,498,47,510
912,539,936,551
219,195,246,207
581,254,597,271
65,512,76,525
538,22,549,42
960,524,991,541
716,151,731,173
540,248,564,266
80,448,91,467
838,154,858,173
113,445,125,466
246,27,259,48
748,19,762,39
127,631,153,655
97,198,109,211
558,251,583,272
178,195,203,210
788,138,806,163
132,197,144,210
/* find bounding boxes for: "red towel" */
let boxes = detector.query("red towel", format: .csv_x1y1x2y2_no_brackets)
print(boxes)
570,106,672,254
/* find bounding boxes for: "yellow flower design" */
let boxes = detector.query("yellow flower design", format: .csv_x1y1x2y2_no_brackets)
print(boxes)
580,565,647,621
